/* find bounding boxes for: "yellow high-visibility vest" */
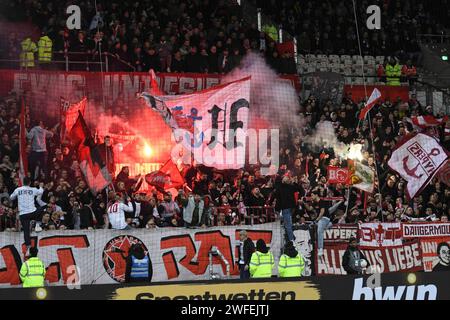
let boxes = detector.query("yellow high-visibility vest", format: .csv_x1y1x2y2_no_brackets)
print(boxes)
249,250,274,278
20,38,37,68
19,257,46,288
38,36,53,63
278,253,305,277
262,24,278,42
385,63,401,86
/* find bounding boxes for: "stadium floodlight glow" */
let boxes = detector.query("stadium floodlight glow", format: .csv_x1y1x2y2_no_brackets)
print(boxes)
347,144,364,161
442,55,449,61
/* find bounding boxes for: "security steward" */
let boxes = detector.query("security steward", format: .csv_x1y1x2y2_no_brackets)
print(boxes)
249,239,274,278
20,37,38,69
278,241,305,277
37,32,53,69
385,57,401,86
19,247,46,288
124,244,151,283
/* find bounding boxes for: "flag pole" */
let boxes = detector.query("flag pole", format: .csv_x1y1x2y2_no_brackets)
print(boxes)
352,0,384,222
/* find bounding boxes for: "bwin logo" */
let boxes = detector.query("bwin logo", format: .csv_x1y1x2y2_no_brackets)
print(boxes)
352,278,437,300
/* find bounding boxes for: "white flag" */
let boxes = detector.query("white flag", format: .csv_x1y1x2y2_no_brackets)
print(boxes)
140,77,251,169
388,133,448,198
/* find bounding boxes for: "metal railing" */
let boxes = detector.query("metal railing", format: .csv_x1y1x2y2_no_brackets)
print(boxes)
210,205,278,226
417,33,450,44
0,51,136,72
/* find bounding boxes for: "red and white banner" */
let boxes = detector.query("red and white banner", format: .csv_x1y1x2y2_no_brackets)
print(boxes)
388,133,449,198
359,222,403,247
140,77,251,169
419,237,450,272
409,115,448,129
0,223,281,287
316,240,423,275
0,70,299,103
403,222,450,239
327,166,350,184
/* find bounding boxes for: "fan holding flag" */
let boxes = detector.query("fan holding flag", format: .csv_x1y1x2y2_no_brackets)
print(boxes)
358,88,382,120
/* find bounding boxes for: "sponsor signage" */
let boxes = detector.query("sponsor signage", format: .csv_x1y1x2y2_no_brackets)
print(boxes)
1,272,449,300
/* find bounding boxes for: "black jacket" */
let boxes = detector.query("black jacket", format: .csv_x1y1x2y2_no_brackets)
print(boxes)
274,182,304,211
342,246,369,275
238,238,255,265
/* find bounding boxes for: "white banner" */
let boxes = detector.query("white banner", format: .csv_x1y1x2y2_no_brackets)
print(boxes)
359,222,403,247
403,223,450,239
0,223,281,287
388,133,448,198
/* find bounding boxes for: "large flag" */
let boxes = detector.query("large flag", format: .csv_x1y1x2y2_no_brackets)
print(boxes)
436,160,450,186
347,160,375,193
388,133,449,198
19,98,28,185
69,112,112,194
60,97,87,141
358,88,382,120
140,76,251,169
145,159,185,191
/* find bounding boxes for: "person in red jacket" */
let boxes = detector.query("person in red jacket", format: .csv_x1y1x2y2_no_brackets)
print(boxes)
401,60,417,86
377,61,386,83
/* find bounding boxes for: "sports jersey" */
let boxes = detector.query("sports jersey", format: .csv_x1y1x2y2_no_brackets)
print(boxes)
10,186,44,215
107,201,133,229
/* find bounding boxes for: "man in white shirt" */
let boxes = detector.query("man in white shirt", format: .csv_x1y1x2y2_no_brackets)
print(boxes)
10,177,45,251
107,192,134,230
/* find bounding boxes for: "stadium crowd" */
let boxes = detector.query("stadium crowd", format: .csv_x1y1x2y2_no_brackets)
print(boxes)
254,0,449,65
0,0,448,236
0,0,297,74
0,86,448,234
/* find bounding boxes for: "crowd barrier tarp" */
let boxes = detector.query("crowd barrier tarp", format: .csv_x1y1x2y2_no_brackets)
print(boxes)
0,222,282,287
0,69,300,99
316,222,450,275
316,240,424,275
1,271,449,300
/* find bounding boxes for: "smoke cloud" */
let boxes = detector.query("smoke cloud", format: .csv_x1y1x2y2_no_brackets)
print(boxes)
223,53,305,140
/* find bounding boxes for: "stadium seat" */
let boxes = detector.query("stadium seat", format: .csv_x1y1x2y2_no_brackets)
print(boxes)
340,55,351,62
329,55,340,63
375,56,385,64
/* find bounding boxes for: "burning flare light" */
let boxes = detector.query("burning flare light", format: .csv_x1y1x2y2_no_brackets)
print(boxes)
143,143,153,158
347,144,364,161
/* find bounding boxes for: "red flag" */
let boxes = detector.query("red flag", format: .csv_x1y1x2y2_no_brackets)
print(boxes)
327,166,350,184
69,112,111,193
19,98,28,185
149,69,164,96
61,97,87,141
145,159,185,190
358,88,382,120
